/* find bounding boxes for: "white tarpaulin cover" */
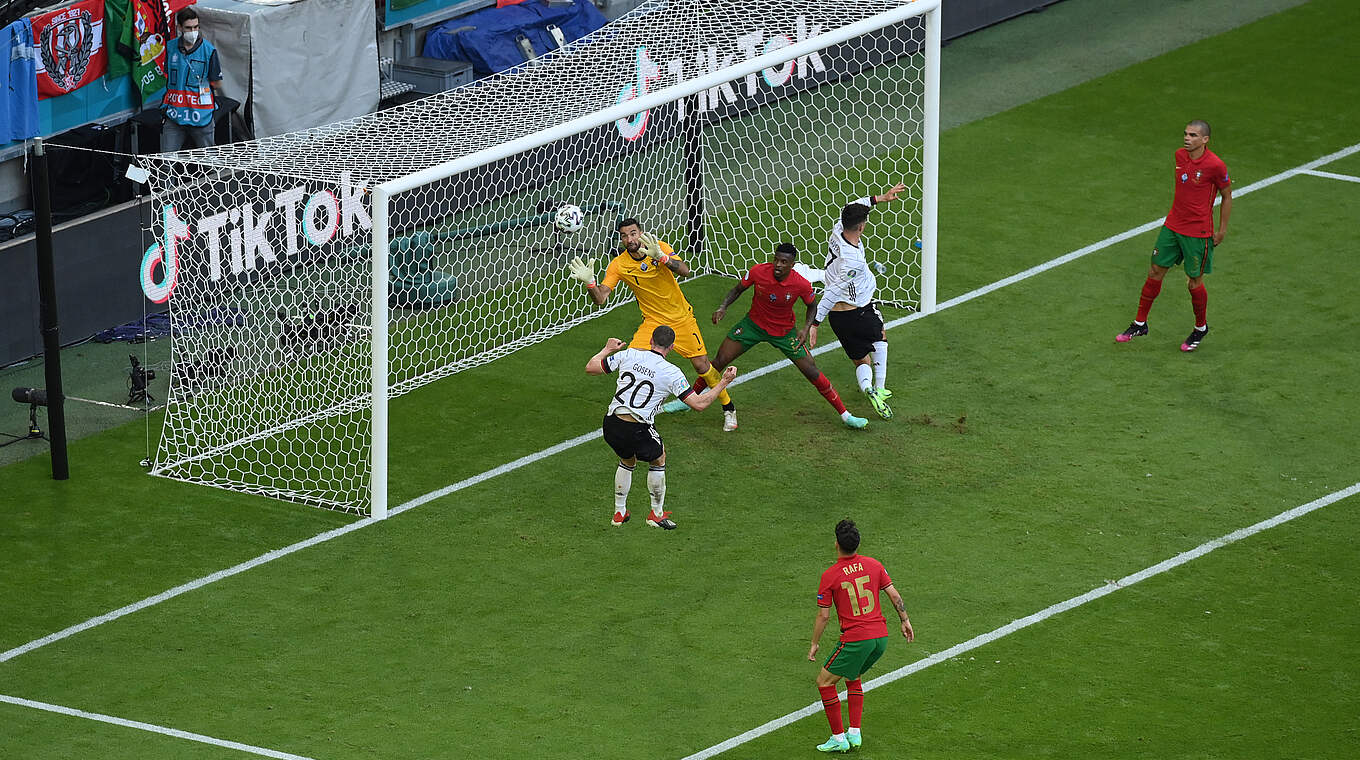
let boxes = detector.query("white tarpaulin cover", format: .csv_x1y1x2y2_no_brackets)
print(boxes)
197,0,379,139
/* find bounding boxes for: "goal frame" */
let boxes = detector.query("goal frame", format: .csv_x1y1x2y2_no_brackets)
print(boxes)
369,0,941,519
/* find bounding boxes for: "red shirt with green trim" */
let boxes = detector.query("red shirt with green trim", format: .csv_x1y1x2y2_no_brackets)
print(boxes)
1165,148,1230,238
817,553,892,642
741,263,814,336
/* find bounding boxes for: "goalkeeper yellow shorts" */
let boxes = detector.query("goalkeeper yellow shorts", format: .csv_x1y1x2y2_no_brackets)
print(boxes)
629,316,708,359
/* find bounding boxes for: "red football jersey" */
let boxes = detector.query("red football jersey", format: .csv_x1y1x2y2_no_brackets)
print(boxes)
1165,148,1230,237
817,554,893,642
740,263,814,336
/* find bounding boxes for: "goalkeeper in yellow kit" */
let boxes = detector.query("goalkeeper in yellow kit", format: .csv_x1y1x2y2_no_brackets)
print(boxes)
568,217,737,431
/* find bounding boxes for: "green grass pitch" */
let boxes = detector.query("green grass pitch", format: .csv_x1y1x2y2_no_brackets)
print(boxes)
2,1,1358,758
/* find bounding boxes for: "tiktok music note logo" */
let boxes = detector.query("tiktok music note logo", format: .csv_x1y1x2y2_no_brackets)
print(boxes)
615,46,659,142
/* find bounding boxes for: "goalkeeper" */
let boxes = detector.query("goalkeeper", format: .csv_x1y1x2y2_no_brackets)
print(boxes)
568,218,738,432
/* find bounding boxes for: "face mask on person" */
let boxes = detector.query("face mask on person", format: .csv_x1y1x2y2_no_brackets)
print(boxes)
181,30,199,45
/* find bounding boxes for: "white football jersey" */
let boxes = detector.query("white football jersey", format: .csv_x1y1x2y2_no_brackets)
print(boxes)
817,197,877,322
603,348,692,425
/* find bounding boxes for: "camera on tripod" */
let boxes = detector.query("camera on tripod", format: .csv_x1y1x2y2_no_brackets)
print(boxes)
128,354,156,404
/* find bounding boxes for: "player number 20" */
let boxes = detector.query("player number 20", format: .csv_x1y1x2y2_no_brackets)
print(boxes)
840,576,875,616
614,371,656,409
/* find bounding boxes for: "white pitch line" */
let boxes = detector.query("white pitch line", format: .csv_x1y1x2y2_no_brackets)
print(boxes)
680,481,1360,760
0,693,317,760
0,517,377,664
1300,168,1360,184
4,141,1357,671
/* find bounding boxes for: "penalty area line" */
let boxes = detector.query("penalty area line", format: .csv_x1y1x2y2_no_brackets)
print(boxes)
679,481,1360,760
0,693,318,760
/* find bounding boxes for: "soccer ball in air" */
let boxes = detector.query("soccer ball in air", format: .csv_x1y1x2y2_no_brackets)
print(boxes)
554,204,585,234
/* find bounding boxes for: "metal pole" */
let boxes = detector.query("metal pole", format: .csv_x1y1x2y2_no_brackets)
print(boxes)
32,138,69,480
920,3,942,315
370,187,390,520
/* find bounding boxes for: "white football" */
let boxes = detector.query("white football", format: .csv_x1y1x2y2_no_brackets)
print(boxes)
553,204,585,234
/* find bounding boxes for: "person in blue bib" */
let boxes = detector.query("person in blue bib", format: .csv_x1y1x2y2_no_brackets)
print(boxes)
162,8,224,151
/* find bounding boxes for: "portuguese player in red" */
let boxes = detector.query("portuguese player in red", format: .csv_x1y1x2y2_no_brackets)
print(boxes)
808,519,913,753
662,244,868,428
1117,120,1233,351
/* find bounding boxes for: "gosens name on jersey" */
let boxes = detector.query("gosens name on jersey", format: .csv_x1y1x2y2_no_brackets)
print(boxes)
602,348,692,425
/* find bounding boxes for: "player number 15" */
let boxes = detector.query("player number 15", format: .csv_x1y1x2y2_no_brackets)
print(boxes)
840,576,875,616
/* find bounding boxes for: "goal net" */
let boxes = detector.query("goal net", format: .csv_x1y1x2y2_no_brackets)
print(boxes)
140,0,939,515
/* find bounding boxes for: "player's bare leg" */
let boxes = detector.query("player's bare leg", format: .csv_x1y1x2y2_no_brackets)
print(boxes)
792,355,866,429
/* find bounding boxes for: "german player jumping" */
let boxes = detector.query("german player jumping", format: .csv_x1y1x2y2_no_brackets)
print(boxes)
806,184,907,420
662,243,867,429
1116,120,1233,351
586,326,736,530
809,519,913,753
568,218,738,431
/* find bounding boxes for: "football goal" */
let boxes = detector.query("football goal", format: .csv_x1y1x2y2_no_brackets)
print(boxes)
138,0,941,516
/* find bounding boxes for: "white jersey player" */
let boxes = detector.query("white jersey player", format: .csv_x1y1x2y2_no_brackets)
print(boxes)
806,183,906,420
585,326,736,530
817,199,880,316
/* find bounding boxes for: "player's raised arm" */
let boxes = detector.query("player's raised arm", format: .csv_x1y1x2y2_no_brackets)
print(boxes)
568,256,613,306
873,182,907,204
585,337,627,375
642,233,691,277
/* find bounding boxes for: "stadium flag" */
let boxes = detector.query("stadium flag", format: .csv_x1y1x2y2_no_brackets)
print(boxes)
1,19,40,141
106,0,132,78
107,0,169,102
34,0,108,99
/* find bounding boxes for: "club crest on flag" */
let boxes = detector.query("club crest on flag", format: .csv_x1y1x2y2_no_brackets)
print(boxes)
34,0,107,98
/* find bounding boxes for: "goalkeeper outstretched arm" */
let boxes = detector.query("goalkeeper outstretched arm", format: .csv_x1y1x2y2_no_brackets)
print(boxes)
568,256,613,306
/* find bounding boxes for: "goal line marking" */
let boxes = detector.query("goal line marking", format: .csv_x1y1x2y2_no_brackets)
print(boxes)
1299,168,1360,184
0,693,317,760
678,481,1360,760
3,141,1355,674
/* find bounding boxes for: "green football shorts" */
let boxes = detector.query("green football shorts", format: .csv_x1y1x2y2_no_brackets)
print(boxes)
823,637,888,679
1151,226,1214,277
727,315,810,361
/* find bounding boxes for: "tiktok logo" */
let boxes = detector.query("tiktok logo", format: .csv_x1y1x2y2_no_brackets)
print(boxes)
140,204,191,304
615,46,659,142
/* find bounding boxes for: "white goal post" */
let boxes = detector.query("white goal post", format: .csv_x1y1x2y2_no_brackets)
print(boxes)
140,0,941,517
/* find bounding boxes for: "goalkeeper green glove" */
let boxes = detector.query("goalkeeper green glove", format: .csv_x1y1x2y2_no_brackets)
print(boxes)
640,232,669,264
567,256,597,287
